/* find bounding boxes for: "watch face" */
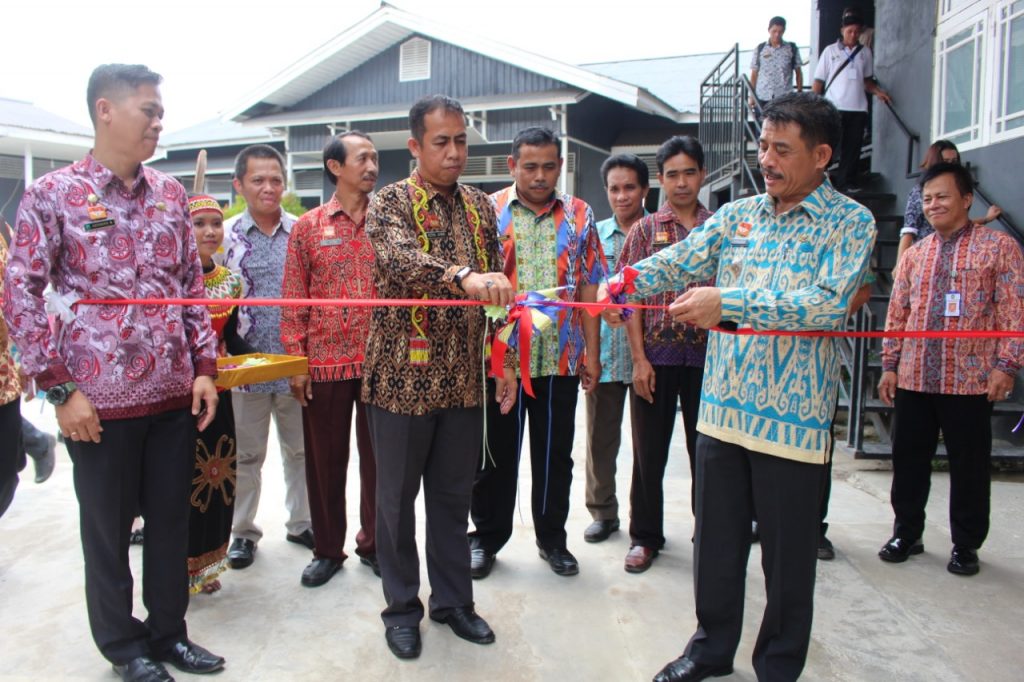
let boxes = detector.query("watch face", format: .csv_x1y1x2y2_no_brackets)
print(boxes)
46,384,68,405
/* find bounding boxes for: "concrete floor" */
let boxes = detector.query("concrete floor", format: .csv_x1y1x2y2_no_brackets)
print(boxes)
2,397,1023,681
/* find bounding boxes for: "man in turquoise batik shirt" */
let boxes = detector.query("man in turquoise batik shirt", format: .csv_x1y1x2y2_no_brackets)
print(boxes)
602,93,874,682
582,154,649,545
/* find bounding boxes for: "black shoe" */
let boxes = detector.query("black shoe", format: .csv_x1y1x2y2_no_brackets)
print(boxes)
360,554,382,577
947,546,980,576
31,434,56,483
538,546,579,576
112,657,174,682
227,538,256,569
470,547,496,580
583,519,620,543
430,606,495,644
301,558,342,587
286,529,315,550
818,535,835,561
155,640,225,675
652,655,733,682
385,626,421,659
878,536,923,563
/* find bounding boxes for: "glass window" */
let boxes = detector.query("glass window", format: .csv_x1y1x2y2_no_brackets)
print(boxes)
996,0,1024,134
937,22,984,144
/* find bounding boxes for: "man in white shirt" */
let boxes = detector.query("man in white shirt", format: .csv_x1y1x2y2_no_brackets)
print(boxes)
812,10,890,192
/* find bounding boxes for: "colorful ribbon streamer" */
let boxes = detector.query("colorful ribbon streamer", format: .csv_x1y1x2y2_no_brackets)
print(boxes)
490,288,564,398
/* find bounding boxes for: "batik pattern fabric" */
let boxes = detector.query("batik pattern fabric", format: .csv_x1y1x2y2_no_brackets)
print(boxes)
280,196,376,382
627,179,875,464
203,265,242,355
188,262,243,592
492,185,605,379
361,173,503,416
220,208,296,394
2,154,217,420
882,223,1024,395
900,185,934,241
595,216,636,383
0,238,20,406
619,203,714,368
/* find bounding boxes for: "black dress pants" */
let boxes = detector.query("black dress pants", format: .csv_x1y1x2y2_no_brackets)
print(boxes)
67,407,195,665
368,405,481,627
685,435,823,682
890,389,993,549
0,399,25,518
628,364,703,548
470,376,580,553
836,110,868,189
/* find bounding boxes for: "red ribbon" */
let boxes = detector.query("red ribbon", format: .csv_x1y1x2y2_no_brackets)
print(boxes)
490,293,539,398
71,297,1024,339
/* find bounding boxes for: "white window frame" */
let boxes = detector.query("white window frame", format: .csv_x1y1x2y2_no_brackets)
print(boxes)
933,0,1024,151
993,0,1024,141
399,37,431,83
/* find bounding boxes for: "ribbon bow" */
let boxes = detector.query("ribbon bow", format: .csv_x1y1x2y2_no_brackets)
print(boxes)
490,288,565,398
44,290,82,324
602,266,639,320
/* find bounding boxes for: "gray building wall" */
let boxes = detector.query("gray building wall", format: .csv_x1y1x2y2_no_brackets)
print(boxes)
873,0,1022,227
293,36,569,112
573,143,610,217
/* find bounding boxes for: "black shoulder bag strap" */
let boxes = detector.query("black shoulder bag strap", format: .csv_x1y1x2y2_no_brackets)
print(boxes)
824,43,864,94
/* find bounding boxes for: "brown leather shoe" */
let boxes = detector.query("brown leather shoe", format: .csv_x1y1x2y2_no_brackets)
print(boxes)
624,545,658,573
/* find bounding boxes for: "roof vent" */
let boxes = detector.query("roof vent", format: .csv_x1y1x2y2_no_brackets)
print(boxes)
400,37,431,82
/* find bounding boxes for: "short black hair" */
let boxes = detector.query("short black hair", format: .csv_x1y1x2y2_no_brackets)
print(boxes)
762,93,842,160
600,153,650,189
511,127,560,160
234,144,286,181
323,131,373,185
920,162,974,198
86,64,162,125
656,135,706,173
409,95,464,144
769,16,786,29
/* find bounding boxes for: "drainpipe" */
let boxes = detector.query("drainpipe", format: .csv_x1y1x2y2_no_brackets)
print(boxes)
23,143,33,186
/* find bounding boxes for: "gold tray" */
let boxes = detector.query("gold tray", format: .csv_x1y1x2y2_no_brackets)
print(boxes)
215,353,308,389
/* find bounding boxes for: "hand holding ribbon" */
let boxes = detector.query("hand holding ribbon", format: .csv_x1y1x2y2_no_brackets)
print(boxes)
598,266,639,326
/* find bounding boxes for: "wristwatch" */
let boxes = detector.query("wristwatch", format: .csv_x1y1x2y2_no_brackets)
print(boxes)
45,381,77,406
453,266,472,289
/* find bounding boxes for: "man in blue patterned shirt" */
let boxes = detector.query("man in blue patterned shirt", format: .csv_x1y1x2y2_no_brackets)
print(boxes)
582,154,649,544
602,93,875,682
220,144,312,569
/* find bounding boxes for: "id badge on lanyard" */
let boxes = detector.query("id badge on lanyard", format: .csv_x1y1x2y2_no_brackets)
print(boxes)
845,48,859,80
945,266,962,318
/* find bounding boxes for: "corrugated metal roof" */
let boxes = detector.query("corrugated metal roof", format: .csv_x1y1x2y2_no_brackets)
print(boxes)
0,97,92,137
582,50,757,114
160,117,278,148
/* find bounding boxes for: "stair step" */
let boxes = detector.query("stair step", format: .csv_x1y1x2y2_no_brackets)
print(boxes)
851,441,1024,460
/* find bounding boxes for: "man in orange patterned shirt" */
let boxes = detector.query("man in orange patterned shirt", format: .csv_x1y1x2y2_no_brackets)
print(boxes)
281,131,380,588
879,162,1024,577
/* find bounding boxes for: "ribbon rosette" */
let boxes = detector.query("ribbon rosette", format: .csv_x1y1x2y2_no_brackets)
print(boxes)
490,287,564,398
603,266,639,320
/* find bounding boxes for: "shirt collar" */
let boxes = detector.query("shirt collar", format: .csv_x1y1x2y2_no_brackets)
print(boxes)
596,209,648,239
654,202,710,227
80,152,149,195
508,184,565,217
758,176,835,222
410,168,461,204
239,206,292,236
937,221,974,244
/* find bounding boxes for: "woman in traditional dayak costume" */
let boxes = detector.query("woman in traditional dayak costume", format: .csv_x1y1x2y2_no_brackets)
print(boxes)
186,152,254,593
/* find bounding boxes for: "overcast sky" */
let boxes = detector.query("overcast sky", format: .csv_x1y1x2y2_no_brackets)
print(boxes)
4,0,812,133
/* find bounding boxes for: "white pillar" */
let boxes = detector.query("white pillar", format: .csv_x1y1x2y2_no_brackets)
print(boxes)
558,105,569,194
23,143,34,185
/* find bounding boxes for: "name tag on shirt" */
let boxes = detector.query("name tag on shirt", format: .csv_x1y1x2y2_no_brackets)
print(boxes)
945,291,961,318
654,230,671,245
730,238,750,247
320,238,342,246
84,218,116,231
425,229,447,240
